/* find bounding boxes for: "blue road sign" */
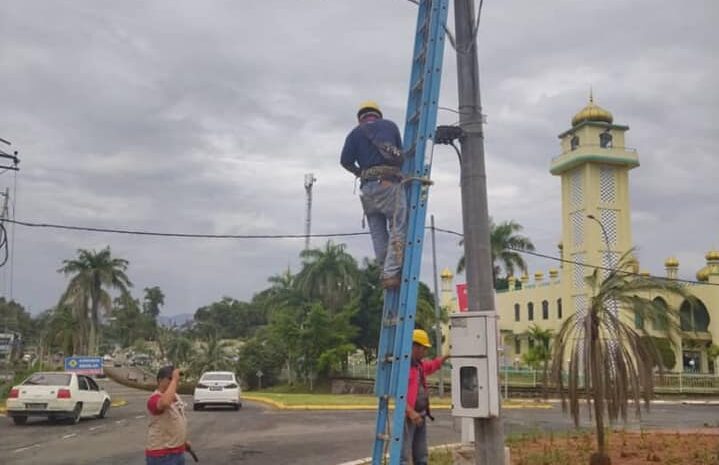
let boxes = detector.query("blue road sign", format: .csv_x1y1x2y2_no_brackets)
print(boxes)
64,356,104,375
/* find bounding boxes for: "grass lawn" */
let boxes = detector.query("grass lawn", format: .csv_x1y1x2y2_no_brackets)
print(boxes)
245,391,452,408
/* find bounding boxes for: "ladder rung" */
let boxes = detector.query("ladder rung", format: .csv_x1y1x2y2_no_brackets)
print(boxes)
377,434,390,441
414,48,427,64
411,78,424,94
408,111,421,123
383,317,398,326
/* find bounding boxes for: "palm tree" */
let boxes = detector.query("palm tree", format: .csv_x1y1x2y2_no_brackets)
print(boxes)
50,305,86,355
550,250,692,465
296,241,359,312
525,325,553,398
189,332,235,376
166,332,193,368
58,247,132,354
456,219,535,286
143,286,165,320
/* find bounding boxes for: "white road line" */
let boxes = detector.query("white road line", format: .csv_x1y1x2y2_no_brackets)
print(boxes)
135,414,145,419
13,444,40,454
115,419,126,424
89,425,105,431
62,433,77,439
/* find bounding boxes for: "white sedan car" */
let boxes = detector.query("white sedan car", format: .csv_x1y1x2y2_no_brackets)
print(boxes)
6,372,112,425
193,371,242,411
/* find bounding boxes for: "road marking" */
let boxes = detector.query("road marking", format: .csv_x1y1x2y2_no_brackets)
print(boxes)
89,425,105,431
13,444,40,454
62,433,77,439
115,419,126,424
135,414,145,419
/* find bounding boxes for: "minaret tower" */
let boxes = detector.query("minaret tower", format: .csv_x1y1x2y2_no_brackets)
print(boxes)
550,94,639,317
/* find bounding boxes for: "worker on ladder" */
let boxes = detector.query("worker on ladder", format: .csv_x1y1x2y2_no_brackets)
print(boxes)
341,100,407,289
403,329,450,465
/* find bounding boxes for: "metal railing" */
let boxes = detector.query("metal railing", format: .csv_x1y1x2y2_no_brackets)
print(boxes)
339,364,719,394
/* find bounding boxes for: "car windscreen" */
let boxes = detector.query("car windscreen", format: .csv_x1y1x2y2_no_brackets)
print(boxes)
23,373,72,386
201,374,234,382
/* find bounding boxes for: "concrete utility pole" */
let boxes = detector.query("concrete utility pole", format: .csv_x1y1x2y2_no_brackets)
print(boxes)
453,1,506,464
303,173,316,250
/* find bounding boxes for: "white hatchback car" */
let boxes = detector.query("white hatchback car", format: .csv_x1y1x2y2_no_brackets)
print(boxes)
6,372,112,425
193,371,242,411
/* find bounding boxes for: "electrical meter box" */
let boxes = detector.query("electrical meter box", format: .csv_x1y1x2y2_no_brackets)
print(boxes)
449,313,500,418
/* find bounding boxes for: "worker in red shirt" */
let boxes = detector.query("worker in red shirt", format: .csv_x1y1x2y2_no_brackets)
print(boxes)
402,329,450,465
145,366,191,464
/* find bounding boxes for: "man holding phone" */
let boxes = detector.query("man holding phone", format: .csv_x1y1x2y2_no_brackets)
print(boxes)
145,366,193,464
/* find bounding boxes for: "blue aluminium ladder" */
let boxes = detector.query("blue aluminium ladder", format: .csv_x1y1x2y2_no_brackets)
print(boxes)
371,1,449,464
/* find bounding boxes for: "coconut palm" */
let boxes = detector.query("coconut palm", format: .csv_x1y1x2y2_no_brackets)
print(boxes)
143,286,165,319
189,332,235,376
550,250,692,465
296,241,359,312
523,325,553,398
166,332,193,368
58,247,131,354
456,218,535,286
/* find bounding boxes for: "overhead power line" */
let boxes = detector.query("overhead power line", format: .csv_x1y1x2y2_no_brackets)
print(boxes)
2,217,717,288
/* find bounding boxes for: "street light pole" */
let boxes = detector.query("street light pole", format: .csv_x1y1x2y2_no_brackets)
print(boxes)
453,1,505,463
430,215,444,397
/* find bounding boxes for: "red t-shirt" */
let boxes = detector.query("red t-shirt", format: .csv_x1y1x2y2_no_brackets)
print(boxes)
406,357,443,412
146,392,186,457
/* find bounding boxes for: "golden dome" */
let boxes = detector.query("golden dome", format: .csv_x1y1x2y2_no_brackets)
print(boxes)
639,270,651,277
521,273,529,282
440,268,454,279
507,275,516,281
697,265,710,282
664,257,679,268
571,94,614,126
705,250,719,261
534,271,544,280
549,269,559,278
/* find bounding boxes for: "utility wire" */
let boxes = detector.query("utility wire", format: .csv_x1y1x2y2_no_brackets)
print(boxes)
2,217,718,288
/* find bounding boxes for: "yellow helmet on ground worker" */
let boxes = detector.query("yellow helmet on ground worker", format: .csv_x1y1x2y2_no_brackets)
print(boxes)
412,329,432,348
357,100,383,119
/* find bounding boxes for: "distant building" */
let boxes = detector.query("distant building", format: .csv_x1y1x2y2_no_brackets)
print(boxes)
441,97,719,374
0,331,22,363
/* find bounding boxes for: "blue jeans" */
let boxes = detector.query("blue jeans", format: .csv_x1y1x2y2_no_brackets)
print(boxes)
146,452,185,465
360,180,407,278
401,418,428,465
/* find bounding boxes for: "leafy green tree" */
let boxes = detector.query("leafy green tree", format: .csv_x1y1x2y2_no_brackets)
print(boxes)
456,219,535,286
58,247,132,354
296,241,359,312
109,292,148,348
237,331,285,389
550,251,693,465
193,297,266,340
349,260,383,364
49,305,85,356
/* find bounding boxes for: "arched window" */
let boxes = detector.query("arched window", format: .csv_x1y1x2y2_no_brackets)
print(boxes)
542,300,549,320
634,310,644,330
599,131,613,148
557,298,563,319
652,297,668,331
680,299,710,332
514,303,520,322
528,302,534,321
514,337,521,355
571,135,580,150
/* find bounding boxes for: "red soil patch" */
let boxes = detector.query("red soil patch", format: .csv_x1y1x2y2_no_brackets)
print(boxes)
510,430,719,465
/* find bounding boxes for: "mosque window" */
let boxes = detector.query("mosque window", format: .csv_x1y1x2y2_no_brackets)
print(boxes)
542,300,549,320
599,131,613,148
557,298,563,319
515,337,521,355
634,310,644,330
571,135,580,150
528,302,534,321
680,299,710,332
514,304,520,322
652,297,668,331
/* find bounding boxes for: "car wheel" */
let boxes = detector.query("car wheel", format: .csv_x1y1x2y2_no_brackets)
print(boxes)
193,403,202,411
69,403,82,424
12,416,28,426
234,404,240,411
98,399,111,419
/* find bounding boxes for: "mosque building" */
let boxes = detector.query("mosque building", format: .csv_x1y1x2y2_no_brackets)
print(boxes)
440,96,719,374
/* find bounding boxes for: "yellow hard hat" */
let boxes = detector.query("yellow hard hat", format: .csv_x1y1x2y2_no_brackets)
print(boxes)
412,329,432,348
357,100,383,119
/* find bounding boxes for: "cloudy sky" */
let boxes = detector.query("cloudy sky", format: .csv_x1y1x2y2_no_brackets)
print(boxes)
1,0,717,317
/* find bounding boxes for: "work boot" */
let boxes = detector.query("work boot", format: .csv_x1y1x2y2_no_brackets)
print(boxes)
381,275,401,289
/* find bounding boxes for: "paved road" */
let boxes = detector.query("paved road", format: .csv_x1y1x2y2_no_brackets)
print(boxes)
1,377,718,465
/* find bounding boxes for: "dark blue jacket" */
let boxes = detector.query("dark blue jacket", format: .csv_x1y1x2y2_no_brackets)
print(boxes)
340,119,403,177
